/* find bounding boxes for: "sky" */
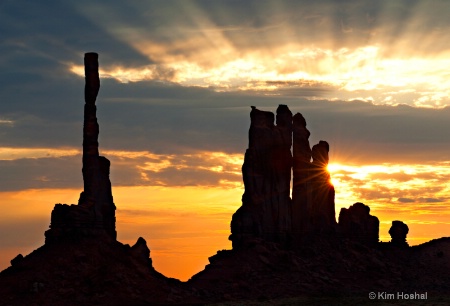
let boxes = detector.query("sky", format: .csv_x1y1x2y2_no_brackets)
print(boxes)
1,0,450,281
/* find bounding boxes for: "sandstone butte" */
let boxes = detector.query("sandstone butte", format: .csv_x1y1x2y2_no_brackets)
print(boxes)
0,53,449,306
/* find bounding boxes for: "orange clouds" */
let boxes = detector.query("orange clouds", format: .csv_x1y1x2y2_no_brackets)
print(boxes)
329,162,450,245
0,147,80,160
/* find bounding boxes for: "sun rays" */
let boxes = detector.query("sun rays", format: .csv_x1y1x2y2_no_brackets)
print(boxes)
69,1,450,108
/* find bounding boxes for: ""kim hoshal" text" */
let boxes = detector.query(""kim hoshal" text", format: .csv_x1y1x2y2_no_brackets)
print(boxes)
378,291,427,300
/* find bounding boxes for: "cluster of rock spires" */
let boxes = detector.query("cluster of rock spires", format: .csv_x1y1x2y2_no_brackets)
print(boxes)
229,106,335,248
230,104,405,249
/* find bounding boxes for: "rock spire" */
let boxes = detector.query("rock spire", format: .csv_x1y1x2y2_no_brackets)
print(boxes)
45,53,116,243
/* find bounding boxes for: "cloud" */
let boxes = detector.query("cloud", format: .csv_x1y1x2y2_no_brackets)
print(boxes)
2,78,450,163
398,197,415,203
141,167,240,187
17,1,433,104
0,149,243,191
418,197,445,203
0,1,150,67
2,62,450,166
117,208,231,219
109,151,243,188
330,161,450,218
0,156,83,191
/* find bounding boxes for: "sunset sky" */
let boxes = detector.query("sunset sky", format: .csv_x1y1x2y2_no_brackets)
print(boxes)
1,0,450,281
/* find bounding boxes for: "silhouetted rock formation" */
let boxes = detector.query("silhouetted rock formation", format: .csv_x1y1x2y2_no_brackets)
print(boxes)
389,220,409,247
230,105,336,249
0,236,182,305
339,202,379,245
130,237,153,266
10,254,23,267
230,105,293,248
45,53,116,243
307,140,336,234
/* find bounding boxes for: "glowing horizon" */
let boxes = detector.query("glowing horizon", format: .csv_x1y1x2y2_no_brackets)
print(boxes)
1,180,449,281
1,147,450,280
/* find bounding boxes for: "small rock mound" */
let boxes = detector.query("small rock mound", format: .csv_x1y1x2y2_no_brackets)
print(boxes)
389,220,409,248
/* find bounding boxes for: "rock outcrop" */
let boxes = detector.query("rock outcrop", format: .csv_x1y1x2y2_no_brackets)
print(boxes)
230,105,293,248
338,202,379,245
10,254,23,267
389,220,409,247
230,105,336,249
45,53,116,243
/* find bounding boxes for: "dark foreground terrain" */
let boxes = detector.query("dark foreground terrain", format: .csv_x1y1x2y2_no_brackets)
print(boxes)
1,235,449,305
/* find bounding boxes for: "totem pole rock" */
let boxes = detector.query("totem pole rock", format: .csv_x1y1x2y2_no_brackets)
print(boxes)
45,53,116,243
338,202,379,245
389,220,409,247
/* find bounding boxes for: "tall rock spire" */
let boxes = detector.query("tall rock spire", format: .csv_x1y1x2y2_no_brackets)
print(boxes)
45,53,116,243
81,52,101,210
291,113,312,239
79,53,116,238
